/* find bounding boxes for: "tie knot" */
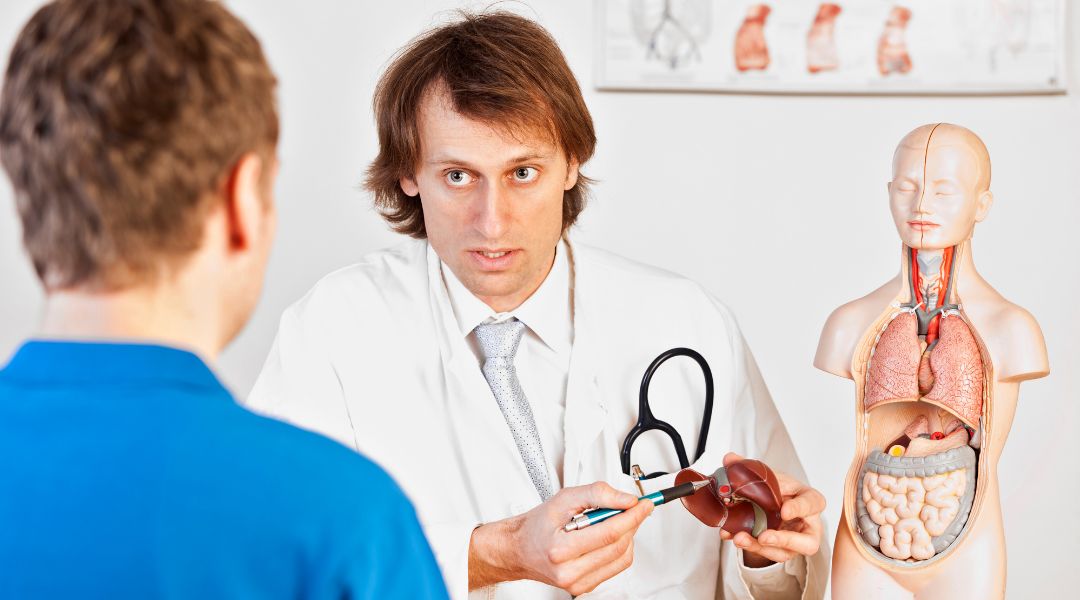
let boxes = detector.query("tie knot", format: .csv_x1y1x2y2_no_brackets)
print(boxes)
475,318,526,361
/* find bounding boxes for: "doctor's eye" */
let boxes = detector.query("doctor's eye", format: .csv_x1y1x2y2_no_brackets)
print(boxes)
445,170,474,186
512,166,539,183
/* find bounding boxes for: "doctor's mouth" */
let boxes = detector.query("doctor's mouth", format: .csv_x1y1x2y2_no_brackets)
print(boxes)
469,248,521,270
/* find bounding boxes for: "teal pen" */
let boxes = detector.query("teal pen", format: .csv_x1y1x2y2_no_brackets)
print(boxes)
563,480,710,532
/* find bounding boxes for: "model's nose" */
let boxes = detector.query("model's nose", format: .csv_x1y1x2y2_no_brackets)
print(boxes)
914,190,933,215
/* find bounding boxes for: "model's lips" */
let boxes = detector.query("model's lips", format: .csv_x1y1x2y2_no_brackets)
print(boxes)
908,220,939,231
468,249,517,270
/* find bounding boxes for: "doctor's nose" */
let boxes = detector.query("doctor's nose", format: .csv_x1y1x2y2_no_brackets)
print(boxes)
473,182,512,239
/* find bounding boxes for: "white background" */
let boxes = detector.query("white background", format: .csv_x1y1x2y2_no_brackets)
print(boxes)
1,1,1077,596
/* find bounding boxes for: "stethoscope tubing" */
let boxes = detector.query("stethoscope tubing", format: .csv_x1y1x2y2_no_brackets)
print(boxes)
620,347,714,480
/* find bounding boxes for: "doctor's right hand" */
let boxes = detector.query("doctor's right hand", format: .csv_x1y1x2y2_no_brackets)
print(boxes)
468,482,654,595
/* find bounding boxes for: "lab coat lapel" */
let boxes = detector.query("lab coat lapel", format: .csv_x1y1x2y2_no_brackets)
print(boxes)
561,241,613,487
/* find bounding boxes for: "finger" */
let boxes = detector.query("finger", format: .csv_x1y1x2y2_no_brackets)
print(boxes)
560,499,653,557
780,486,827,521
757,528,821,556
732,531,796,563
719,529,732,541
787,511,823,544
559,527,633,582
567,533,636,595
567,481,639,511
722,452,745,467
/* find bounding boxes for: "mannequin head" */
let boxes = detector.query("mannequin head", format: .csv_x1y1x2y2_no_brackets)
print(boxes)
888,123,993,250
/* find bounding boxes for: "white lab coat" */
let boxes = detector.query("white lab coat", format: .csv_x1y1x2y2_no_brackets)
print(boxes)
248,238,828,600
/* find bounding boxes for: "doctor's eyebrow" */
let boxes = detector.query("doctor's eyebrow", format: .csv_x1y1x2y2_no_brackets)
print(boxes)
503,152,554,165
426,152,555,168
427,155,472,167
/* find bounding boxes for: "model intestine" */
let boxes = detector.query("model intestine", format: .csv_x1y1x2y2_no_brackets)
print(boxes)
860,420,973,560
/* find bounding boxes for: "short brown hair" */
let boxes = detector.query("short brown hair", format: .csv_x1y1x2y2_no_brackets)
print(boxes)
365,11,596,238
0,0,278,291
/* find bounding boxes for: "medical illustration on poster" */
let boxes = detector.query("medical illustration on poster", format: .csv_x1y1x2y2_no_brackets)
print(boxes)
595,0,1064,93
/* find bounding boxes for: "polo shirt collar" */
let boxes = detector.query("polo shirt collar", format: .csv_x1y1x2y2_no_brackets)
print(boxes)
0,340,226,392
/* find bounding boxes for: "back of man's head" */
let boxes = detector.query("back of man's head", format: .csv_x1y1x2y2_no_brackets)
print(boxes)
0,0,278,292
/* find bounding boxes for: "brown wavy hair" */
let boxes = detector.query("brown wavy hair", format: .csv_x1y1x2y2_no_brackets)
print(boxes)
365,11,596,238
0,0,278,291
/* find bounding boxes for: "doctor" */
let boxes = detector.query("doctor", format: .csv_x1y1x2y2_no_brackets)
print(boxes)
249,11,827,600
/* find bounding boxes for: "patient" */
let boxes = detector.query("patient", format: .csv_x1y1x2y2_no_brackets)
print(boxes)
0,1,447,598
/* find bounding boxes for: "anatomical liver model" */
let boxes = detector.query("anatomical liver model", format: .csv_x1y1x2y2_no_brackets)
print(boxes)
877,6,912,76
735,4,771,72
815,123,1049,599
675,459,783,537
807,3,841,74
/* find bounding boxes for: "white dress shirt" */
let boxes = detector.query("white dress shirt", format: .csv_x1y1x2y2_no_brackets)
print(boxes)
442,243,572,488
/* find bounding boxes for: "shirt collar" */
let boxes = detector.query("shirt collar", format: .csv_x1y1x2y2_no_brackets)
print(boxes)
0,340,228,393
441,240,573,354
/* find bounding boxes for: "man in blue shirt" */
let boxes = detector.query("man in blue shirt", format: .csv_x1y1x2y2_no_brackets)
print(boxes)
0,1,448,598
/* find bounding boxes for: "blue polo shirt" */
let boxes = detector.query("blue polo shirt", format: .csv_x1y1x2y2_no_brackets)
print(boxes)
0,341,449,600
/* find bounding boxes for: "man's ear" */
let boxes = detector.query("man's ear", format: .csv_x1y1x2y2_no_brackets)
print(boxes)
224,152,268,251
400,175,420,197
564,158,580,191
974,190,994,223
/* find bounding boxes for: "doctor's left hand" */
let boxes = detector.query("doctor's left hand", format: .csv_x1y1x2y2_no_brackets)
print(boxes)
720,452,826,568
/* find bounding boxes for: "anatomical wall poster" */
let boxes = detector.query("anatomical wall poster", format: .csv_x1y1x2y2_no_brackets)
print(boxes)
594,0,1065,94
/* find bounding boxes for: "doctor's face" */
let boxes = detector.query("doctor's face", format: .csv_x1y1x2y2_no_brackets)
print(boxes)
401,92,578,312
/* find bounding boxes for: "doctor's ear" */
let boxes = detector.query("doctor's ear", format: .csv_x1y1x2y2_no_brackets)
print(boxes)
564,159,580,191
399,176,419,197
974,190,994,222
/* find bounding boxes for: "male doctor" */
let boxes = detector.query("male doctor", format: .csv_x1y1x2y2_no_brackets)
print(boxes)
250,11,828,600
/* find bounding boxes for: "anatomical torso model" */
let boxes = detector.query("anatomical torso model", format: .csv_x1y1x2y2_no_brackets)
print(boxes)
815,124,1048,599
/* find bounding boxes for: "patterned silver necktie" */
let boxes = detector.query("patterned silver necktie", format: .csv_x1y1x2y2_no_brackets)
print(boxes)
474,318,554,501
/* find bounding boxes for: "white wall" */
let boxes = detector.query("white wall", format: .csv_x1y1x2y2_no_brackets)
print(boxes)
1,1,1077,596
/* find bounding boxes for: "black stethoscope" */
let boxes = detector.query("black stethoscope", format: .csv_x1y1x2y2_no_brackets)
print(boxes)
620,347,714,483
